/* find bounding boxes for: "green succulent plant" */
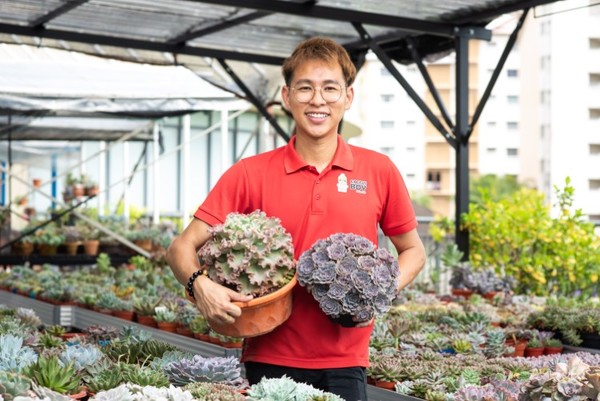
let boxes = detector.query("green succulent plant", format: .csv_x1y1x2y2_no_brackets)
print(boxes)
0,334,38,372
121,364,170,387
198,210,295,297
85,367,123,393
163,355,243,387
0,371,32,400
23,355,82,395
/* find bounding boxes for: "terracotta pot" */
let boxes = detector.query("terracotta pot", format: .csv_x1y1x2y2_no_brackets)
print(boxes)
525,347,545,358
68,387,87,400
505,339,527,357
222,340,243,349
451,288,473,299
12,241,34,256
82,240,100,256
374,380,396,390
157,321,178,332
208,275,297,338
543,346,563,355
64,241,80,255
136,314,157,327
32,178,42,188
175,325,194,338
38,244,58,256
85,186,99,197
482,291,499,299
112,310,135,321
134,239,153,252
72,184,85,197
193,332,211,342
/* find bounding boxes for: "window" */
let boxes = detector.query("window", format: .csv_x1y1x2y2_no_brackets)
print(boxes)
507,122,519,130
507,148,518,156
591,144,600,154
487,147,497,153
380,146,394,156
590,179,600,190
380,121,394,129
381,94,394,102
507,69,518,77
427,171,441,190
507,95,519,104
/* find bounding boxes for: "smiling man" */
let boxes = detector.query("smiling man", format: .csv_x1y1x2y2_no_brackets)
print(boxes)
166,37,425,401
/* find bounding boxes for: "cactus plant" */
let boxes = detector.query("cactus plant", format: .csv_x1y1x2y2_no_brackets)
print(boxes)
198,210,295,297
163,355,243,387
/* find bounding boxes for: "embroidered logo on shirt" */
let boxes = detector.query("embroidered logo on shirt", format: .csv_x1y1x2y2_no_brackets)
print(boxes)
336,173,348,193
350,179,367,194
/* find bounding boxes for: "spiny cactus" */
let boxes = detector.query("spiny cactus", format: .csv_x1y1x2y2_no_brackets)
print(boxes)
198,210,295,297
163,355,243,387
0,371,31,400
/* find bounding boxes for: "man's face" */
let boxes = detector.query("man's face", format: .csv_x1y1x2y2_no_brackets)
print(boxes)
282,59,354,140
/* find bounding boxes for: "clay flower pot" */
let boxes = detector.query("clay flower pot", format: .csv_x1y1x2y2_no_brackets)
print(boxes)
524,347,544,358
544,346,563,355
208,275,297,338
136,314,157,327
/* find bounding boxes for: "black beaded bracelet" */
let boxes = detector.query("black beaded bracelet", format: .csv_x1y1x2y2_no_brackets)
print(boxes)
186,269,207,299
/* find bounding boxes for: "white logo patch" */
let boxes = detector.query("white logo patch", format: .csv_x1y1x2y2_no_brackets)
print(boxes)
336,173,348,193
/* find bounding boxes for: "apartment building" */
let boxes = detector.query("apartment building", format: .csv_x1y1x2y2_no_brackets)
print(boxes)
348,2,600,222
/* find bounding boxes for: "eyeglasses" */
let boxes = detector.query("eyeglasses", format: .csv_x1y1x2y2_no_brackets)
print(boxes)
289,83,345,103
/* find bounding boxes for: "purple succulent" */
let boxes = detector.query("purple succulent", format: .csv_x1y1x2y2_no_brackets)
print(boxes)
297,233,400,326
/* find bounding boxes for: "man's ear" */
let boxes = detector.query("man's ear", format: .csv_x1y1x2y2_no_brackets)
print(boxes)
344,85,354,110
282,85,291,110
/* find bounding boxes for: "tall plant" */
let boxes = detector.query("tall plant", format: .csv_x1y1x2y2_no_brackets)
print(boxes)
462,178,600,296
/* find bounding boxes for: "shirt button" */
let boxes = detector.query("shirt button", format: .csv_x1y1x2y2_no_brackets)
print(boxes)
316,194,321,200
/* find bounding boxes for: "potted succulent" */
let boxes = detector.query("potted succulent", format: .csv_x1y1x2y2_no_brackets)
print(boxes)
543,338,564,355
62,225,81,255
162,354,245,387
76,221,101,256
524,337,544,358
297,232,399,327
197,210,296,338
154,307,178,332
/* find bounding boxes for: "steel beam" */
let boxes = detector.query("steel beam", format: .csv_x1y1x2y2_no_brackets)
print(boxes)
30,0,89,28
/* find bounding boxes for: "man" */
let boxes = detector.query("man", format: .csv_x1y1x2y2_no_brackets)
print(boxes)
166,37,425,401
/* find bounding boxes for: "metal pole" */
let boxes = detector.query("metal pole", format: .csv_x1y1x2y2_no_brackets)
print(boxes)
182,114,191,225
455,29,471,260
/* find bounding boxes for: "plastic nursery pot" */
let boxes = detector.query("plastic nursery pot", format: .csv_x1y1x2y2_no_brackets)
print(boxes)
208,275,297,338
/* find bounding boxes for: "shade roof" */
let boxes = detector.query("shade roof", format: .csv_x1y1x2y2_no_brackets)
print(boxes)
0,0,560,94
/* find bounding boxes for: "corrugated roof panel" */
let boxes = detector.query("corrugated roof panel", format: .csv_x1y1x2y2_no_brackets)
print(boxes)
0,0,65,24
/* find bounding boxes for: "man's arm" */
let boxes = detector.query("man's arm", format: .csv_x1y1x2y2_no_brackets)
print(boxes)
166,218,252,325
389,228,426,292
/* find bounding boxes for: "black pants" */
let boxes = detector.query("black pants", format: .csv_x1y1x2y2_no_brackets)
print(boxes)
245,361,368,401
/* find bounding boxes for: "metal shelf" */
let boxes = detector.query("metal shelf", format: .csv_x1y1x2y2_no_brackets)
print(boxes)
0,253,131,266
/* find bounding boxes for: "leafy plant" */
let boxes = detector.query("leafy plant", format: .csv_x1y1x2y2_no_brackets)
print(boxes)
462,178,600,296
297,233,399,325
0,371,32,400
23,355,82,395
198,210,295,297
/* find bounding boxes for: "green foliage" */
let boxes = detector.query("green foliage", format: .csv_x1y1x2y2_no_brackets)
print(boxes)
23,355,81,395
462,178,600,296
470,174,523,205
0,371,32,400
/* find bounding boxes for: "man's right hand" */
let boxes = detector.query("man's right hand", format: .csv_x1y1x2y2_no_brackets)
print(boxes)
192,275,253,325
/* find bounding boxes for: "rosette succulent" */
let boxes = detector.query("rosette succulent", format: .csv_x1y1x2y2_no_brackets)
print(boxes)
198,210,295,297
163,355,244,387
297,233,399,326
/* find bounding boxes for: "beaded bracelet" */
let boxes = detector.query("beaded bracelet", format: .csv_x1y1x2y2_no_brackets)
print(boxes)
186,269,207,299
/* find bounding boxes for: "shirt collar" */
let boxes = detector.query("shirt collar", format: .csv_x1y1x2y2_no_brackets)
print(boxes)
284,135,354,174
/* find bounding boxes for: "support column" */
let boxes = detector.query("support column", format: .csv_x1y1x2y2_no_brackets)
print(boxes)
123,141,130,223
181,115,191,225
98,141,106,216
220,108,229,174
152,123,160,225
455,30,471,259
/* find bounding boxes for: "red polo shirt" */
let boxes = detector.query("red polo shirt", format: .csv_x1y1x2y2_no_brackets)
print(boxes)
194,135,416,369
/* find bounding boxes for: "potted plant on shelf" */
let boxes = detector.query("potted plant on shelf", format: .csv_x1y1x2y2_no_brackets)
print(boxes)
61,225,81,255
543,338,564,355
297,232,399,327
76,221,101,256
34,225,66,256
197,210,296,338
13,195,28,207
82,174,100,197
154,307,178,332
524,337,544,358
